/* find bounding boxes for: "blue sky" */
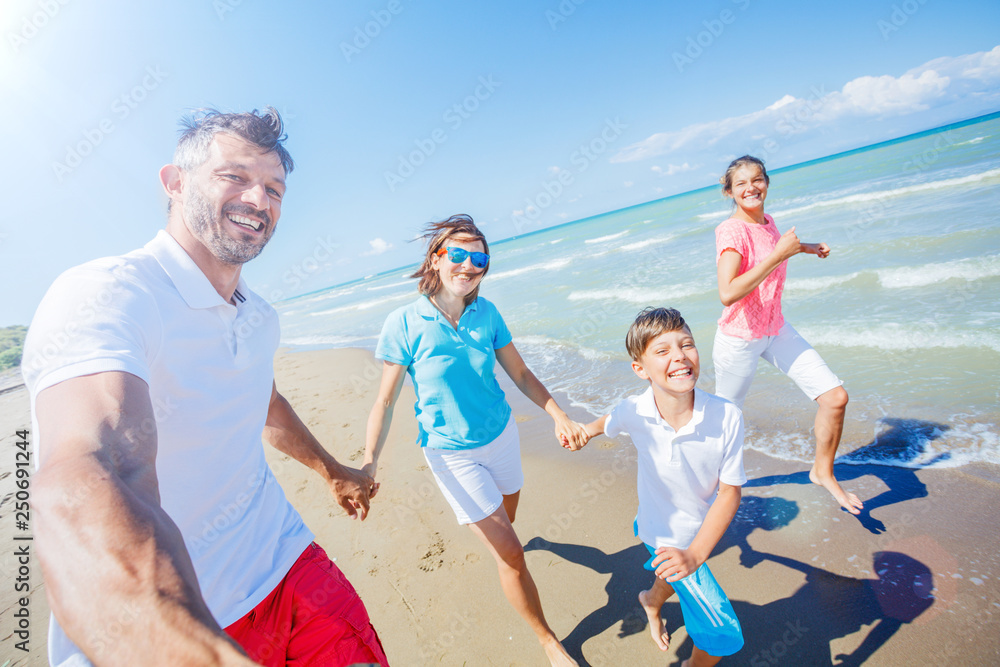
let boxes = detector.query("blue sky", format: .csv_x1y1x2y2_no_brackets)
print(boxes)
2,0,999,326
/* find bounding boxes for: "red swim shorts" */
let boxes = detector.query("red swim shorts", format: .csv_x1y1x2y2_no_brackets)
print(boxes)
225,542,388,666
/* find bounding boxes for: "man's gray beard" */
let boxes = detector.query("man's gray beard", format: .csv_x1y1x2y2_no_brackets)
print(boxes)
184,186,273,265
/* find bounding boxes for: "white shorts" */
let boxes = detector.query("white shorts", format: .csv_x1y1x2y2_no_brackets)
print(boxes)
422,415,524,525
712,322,842,408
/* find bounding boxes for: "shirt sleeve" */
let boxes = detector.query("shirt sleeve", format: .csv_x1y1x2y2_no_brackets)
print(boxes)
22,262,160,398
375,307,413,366
718,403,748,486
604,399,630,438
490,301,513,350
715,220,745,263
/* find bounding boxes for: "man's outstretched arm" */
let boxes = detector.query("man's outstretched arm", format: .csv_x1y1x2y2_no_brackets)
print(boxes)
33,371,255,666
263,383,374,520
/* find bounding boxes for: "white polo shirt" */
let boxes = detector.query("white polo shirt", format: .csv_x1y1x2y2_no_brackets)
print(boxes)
606,387,746,550
23,230,314,666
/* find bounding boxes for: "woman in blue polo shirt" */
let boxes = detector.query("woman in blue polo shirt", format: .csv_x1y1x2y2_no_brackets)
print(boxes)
363,214,586,666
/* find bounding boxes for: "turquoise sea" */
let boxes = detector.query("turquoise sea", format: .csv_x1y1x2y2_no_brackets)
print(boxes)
275,113,1000,470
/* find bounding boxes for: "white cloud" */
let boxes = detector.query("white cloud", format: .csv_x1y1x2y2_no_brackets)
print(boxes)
624,180,634,187
363,237,393,256
612,45,1000,163
651,162,696,176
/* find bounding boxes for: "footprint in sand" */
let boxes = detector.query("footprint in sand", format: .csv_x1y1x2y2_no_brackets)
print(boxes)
419,533,446,572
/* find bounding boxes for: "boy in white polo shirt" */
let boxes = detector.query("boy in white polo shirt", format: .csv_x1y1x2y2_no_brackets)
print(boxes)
579,307,746,666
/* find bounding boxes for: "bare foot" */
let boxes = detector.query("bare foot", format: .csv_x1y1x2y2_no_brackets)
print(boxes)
638,589,670,651
541,637,578,666
809,467,863,515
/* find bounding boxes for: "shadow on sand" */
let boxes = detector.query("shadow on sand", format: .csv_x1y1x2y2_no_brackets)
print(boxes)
745,418,947,534
528,490,936,665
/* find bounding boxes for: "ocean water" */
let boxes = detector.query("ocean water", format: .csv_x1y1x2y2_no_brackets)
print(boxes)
276,113,1000,470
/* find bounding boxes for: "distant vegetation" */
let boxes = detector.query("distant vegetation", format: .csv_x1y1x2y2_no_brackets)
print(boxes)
0,325,27,371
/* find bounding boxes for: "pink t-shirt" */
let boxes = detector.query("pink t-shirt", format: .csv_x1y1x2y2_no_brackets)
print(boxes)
715,214,786,340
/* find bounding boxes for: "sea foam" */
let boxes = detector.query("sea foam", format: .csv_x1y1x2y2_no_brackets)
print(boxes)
568,281,709,304
796,324,1000,353
876,255,1000,289
770,168,1000,219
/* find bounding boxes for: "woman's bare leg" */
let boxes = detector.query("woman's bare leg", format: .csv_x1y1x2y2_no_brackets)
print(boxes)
468,506,577,666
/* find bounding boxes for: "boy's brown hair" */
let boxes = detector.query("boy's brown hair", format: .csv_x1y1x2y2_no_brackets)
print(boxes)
625,307,689,361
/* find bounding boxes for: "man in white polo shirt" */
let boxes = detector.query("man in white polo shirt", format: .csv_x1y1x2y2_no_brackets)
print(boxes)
22,108,388,666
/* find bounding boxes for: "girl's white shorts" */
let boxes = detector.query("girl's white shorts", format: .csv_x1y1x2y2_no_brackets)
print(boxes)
712,322,842,408
422,414,523,525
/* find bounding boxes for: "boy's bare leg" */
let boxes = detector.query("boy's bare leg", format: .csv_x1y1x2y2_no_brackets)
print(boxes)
638,575,674,651
681,645,722,667
809,386,863,514
468,507,577,667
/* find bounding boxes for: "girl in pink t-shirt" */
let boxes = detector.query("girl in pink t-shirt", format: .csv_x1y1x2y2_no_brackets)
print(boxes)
712,155,864,515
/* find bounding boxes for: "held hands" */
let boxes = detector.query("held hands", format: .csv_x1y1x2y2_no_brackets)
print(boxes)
360,462,381,499
553,413,591,451
327,463,378,521
650,546,700,582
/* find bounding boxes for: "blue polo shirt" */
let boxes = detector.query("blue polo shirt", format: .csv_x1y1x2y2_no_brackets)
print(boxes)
376,295,513,450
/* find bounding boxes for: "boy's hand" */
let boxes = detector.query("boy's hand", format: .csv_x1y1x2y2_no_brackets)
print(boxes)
651,547,700,582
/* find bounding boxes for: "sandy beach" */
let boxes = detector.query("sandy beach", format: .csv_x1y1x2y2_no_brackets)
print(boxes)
2,347,999,665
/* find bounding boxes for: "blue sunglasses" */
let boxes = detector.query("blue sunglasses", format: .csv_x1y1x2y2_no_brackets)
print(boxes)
436,246,490,268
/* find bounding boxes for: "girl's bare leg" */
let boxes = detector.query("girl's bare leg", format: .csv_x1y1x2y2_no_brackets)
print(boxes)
808,386,863,514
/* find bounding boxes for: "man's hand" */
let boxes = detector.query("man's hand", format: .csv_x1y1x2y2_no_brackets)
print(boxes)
265,384,377,521
650,546,700,582
327,463,376,520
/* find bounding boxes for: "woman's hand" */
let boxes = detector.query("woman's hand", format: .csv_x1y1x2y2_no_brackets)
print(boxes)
554,414,590,451
360,462,381,499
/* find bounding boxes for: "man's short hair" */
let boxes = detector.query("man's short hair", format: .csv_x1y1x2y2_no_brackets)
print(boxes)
625,307,689,361
174,107,294,175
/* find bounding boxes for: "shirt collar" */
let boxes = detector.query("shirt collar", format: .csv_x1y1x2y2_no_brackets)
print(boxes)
146,230,247,310
635,386,707,432
416,294,479,321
